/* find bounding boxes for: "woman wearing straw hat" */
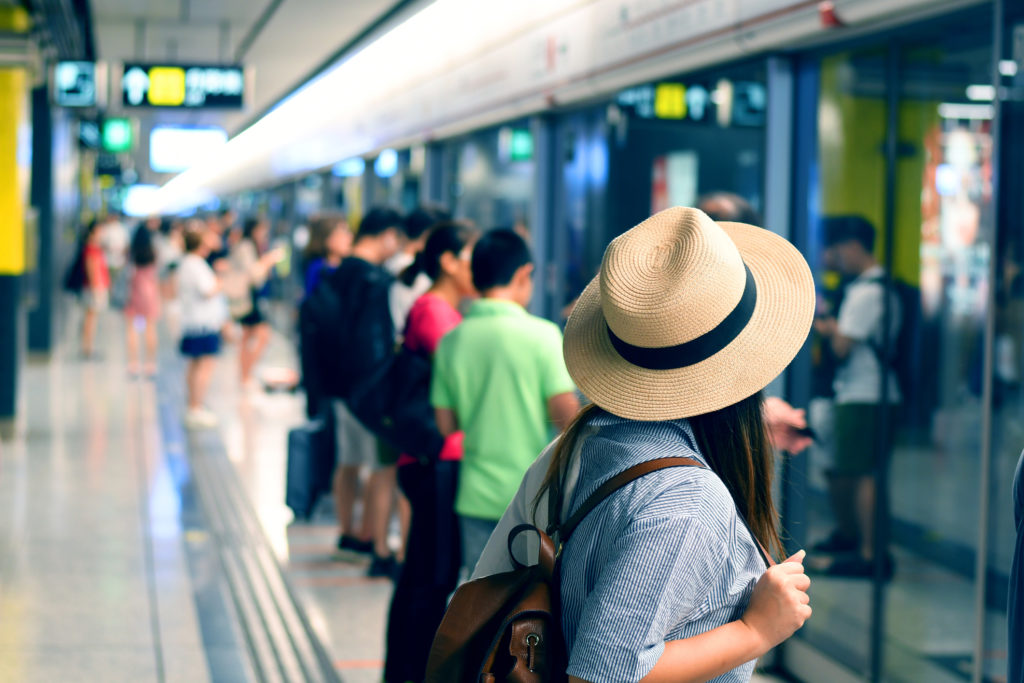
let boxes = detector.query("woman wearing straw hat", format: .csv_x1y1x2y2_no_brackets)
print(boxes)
473,207,816,682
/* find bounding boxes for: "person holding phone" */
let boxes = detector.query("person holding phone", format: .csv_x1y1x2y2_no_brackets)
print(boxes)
229,216,285,388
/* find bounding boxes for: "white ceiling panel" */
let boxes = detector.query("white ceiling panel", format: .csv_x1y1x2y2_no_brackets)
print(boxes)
93,22,136,60
143,21,226,62
92,0,182,22
187,0,266,23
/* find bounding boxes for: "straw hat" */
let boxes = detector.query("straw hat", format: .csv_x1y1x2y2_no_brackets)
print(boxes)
563,206,814,421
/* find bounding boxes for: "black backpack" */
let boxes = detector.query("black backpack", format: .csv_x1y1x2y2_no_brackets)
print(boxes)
63,242,87,293
299,258,397,403
863,275,931,429
352,343,445,462
299,259,444,461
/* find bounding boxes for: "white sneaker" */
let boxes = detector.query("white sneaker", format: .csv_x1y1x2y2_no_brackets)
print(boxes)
184,408,218,429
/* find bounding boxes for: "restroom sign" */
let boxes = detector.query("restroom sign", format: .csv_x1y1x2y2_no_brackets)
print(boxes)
121,63,245,109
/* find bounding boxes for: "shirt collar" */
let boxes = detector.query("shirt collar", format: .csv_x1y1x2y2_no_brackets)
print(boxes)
585,409,706,466
468,298,528,318
855,264,885,282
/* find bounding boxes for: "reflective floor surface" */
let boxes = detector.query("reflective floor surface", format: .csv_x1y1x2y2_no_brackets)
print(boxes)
0,305,792,682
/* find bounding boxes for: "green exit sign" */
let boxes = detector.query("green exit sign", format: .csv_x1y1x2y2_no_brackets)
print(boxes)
102,118,134,153
509,129,533,161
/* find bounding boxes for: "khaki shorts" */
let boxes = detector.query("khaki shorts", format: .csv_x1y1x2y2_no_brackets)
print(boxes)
333,401,378,467
833,403,898,476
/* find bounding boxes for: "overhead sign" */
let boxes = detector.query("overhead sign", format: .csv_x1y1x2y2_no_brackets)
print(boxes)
121,63,244,109
617,79,765,127
54,61,97,107
78,119,101,149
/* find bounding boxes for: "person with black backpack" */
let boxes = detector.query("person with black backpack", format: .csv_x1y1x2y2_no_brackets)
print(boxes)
300,207,408,571
812,216,901,578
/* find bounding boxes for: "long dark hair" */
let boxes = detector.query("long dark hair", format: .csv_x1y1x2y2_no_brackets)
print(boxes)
533,391,783,560
399,221,476,286
242,217,266,249
305,213,347,262
130,224,156,266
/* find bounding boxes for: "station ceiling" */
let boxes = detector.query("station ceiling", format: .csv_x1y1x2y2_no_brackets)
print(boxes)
92,0,400,135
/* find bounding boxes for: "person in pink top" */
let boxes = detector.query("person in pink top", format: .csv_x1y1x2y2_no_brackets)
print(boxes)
385,221,478,683
124,218,162,377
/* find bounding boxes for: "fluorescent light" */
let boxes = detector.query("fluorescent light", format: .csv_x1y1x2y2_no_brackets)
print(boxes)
122,184,161,217
374,148,399,178
332,157,365,177
151,0,577,212
938,103,994,120
150,126,227,173
999,60,1019,77
965,84,995,101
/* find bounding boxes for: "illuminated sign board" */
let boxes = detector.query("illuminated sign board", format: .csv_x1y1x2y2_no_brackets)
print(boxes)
617,79,765,127
102,118,134,153
121,63,244,109
498,127,533,162
54,61,97,107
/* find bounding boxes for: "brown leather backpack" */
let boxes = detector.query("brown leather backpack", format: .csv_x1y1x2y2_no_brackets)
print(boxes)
424,457,702,683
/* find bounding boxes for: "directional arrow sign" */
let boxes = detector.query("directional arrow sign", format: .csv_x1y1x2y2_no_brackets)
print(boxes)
123,67,149,106
121,63,245,109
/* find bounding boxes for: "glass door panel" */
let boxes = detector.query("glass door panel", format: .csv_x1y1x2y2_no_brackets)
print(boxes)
797,46,889,678
791,12,995,679
882,29,993,682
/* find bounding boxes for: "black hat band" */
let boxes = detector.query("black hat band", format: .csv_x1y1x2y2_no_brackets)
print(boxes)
606,263,758,371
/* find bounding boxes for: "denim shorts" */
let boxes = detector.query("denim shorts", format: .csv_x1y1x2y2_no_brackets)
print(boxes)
180,333,221,358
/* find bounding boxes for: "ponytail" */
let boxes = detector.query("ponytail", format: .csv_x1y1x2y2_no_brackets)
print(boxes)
400,249,428,287
401,221,477,287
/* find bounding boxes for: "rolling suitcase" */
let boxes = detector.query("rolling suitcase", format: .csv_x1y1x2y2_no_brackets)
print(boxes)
285,417,335,521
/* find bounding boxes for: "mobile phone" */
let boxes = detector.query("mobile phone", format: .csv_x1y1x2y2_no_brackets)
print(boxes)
794,426,818,441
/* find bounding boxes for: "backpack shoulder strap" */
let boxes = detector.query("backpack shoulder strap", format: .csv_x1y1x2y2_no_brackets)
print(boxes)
556,456,775,568
557,457,703,544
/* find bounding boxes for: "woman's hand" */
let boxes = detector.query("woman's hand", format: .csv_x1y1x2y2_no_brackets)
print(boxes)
763,396,813,453
740,550,812,653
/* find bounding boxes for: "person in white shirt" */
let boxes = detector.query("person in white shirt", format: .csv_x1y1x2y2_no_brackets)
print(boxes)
177,228,226,429
100,213,130,307
385,205,450,330
813,216,901,578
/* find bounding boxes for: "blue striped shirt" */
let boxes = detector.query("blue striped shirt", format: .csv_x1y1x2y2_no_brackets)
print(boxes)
473,411,766,683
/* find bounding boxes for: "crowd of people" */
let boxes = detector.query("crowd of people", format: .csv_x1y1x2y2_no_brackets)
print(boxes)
64,195,935,682
285,199,831,683
65,208,284,428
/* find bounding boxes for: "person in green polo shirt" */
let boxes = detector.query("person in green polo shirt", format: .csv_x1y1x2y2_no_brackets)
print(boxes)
432,228,579,576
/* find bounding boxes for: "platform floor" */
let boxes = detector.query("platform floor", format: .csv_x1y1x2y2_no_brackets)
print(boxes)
6,303,961,682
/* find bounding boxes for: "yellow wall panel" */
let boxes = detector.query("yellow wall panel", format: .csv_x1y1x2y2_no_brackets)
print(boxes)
0,67,27,276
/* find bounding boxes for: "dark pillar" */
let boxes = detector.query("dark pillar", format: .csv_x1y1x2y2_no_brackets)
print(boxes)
0,35,29,433
27,85,54,354
0,275,18,431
